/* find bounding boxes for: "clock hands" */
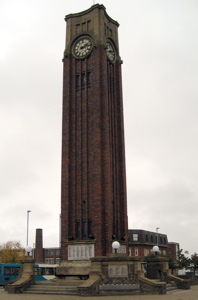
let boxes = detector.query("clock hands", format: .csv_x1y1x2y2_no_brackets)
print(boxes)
75,38,92,57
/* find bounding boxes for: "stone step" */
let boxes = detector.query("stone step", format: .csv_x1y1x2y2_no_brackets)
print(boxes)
99,284,141,296
23,279,86,295
35,280,83,286
147,279,178,292
24,286,78,295
166,283,178,291
29,285,78,290
24,290,78,295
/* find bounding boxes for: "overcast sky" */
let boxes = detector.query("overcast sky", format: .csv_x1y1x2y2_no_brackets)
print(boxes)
1,0,198,255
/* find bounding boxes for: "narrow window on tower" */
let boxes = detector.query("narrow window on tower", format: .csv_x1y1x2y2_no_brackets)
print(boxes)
76,221,80,239
87,71,91,87
87,20,91,31
88,220,93,238
82,221,87,239
81,73,86,89
76,24,81,35
82,22,86,32
76,74,80,90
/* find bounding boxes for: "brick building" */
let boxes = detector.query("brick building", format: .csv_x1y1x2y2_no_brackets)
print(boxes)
34,228,179,264
167,242,180,261
128,229,168,258
60,3,128,264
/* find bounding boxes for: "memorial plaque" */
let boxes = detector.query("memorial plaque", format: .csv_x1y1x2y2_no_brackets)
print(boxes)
112,245,126,254
108,265,128,278
85,246,88,259
68,244,95,260
118,245,126,253
68,247,72,258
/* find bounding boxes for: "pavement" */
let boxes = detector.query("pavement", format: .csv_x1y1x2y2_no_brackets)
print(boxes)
1,286,198,300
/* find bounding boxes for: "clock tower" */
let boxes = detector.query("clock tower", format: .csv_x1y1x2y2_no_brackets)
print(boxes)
60,4,128,264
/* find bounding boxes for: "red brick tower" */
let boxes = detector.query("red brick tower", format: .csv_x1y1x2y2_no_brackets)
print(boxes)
61,4,128,262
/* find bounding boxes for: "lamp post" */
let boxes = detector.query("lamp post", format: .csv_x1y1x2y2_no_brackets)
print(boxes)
26,210,31,246
152,227,160,255
156,227,159,246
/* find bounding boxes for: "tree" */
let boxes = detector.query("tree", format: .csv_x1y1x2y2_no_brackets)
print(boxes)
190,253,198,274
177,249,190,269
0,241,25,263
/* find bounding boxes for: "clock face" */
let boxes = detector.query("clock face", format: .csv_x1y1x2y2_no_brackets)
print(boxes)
73,36,92,59
106,41,116,62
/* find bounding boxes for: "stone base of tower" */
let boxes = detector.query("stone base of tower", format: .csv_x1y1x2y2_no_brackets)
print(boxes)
56,260,91,276
56,254,144,295
56,255,188,296
78,255,143,296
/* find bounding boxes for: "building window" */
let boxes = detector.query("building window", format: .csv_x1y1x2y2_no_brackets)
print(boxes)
128,248,131,256
151,235,153,243
133,234,138,241
45,249,54,256
56,258,61,265
45,258,54,264
135,248,138,256
144,248,150,257
56,249,60,255
145,234,148,242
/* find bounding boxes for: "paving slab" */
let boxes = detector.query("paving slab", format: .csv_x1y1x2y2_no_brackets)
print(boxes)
1,286,198,300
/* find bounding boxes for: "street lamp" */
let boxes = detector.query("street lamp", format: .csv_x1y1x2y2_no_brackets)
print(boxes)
112,241,120,254
152,245,160,255
26,210,31,246
25,246,32,256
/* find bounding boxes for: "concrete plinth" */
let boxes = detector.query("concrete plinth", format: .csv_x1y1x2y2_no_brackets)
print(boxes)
20,256,35,279
146,256,169,280
5,256,35,293
56,260,91,276
90,255,141,284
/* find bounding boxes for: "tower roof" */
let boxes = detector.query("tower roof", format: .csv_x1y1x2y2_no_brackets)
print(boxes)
65,4,119,27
